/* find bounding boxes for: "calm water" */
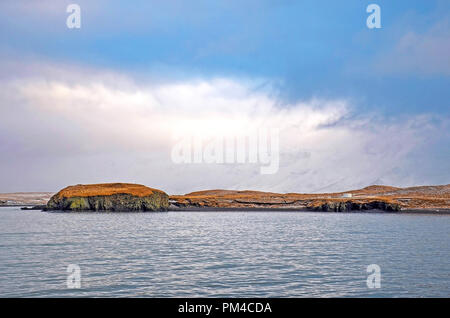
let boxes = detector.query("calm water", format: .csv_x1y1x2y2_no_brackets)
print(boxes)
0,207,448,297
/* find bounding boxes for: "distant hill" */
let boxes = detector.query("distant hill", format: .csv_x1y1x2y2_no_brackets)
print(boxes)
0,192,54,206
170,184,450,211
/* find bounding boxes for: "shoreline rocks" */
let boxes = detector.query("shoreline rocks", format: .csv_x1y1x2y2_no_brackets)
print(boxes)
169,185,450,211
3,183,447,212
306,200,401,212
46,183,169,212
21,205,47,210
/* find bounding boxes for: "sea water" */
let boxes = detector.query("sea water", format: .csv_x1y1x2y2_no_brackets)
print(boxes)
0,207,448,297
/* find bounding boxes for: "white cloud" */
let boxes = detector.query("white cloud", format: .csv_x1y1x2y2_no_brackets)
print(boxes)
0,62,447,193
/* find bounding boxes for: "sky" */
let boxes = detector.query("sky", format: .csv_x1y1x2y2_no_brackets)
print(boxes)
0,0,449,194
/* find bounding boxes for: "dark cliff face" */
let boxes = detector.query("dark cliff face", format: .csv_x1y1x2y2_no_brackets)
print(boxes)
46,183,169,212
307,201,401,212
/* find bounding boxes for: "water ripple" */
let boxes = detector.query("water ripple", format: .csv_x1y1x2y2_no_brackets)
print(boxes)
0,208,449,297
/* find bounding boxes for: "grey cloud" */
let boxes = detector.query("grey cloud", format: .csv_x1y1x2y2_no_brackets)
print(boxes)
0,61,448,193
374,18,450,76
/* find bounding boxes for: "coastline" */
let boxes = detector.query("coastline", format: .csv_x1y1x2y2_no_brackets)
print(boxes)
1,183,449,213
169,206,450,214
3,205,450,215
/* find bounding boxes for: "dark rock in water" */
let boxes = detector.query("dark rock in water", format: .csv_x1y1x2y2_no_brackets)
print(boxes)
308,200,401,212
21,205,46,210
46,183,169,212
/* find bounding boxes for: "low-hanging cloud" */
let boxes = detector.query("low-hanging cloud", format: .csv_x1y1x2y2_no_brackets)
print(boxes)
0,62,448,193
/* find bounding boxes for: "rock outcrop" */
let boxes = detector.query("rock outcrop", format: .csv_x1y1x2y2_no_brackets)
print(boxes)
5,184,449,212
21,205,47,210
306,200,401,212
170,185,450,212
46,183,169,212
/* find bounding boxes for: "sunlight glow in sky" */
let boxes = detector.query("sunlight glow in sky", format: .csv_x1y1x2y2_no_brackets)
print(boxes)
0,1,448,193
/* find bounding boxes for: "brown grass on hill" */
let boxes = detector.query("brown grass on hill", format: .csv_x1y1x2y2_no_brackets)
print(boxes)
54,183,165,198
183,189,280,197
170,184,450,210
355,185,400,193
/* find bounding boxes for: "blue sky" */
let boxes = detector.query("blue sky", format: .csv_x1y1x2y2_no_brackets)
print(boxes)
0,1,449,192
1,0,449,114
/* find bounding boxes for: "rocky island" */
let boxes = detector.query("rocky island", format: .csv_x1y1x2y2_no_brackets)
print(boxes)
1,183,449,213
170,185,450,212
46,183,169,212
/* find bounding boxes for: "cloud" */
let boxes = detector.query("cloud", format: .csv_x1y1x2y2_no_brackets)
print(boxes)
0,61,448,193
374,17,450,76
